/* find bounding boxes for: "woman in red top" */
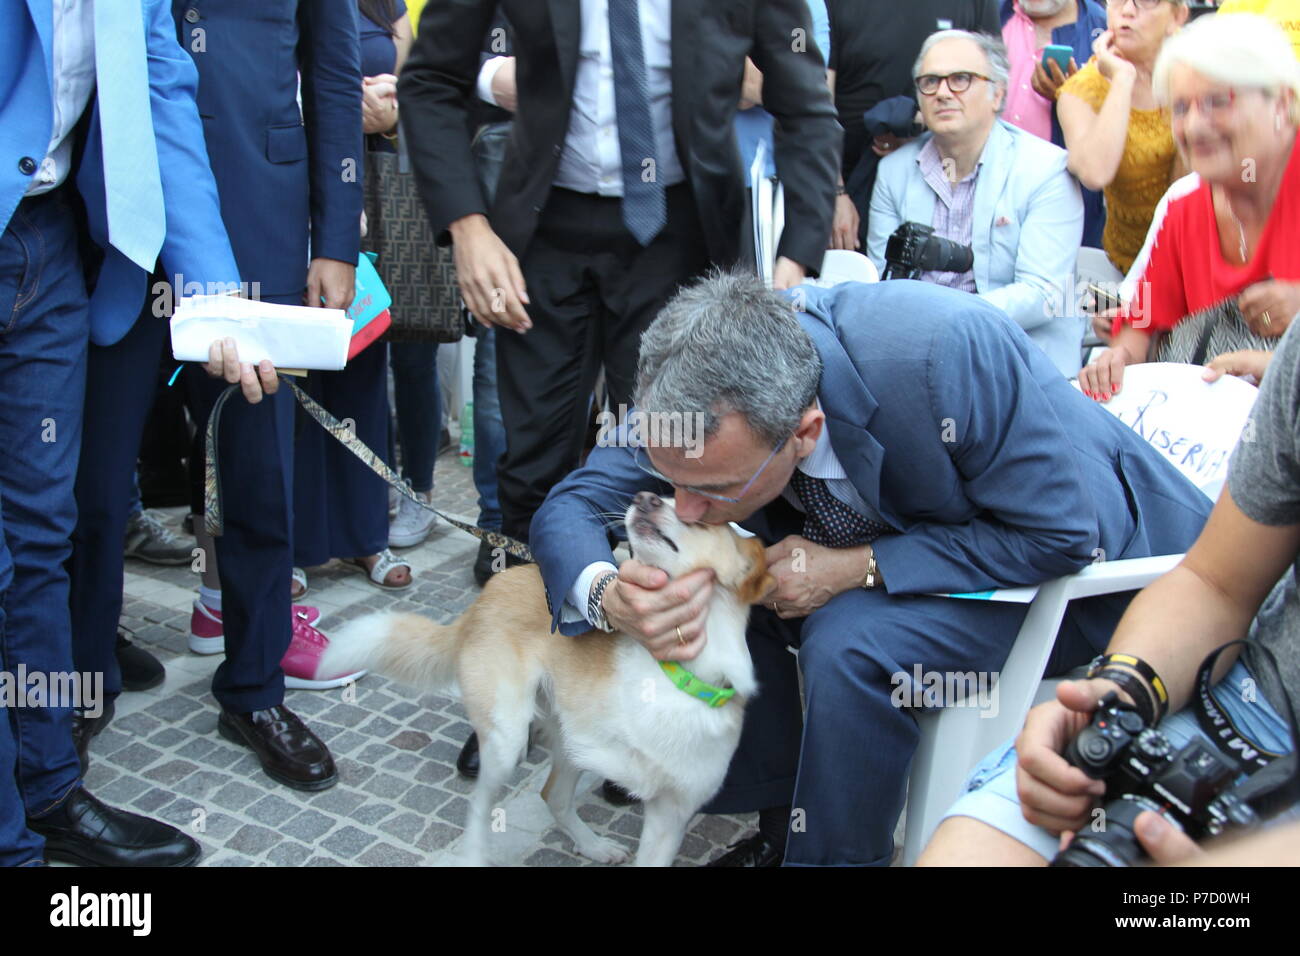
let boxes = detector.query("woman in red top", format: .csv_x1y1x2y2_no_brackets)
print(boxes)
1080,13,1300,402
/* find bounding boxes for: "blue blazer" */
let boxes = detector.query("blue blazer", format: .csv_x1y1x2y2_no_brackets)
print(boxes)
530,281,1212,636
169,0,363,300
867,120,1085,377
1,0,239,346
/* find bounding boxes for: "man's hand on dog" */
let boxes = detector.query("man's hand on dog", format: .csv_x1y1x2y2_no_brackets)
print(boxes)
600,560,715,661
763,536,869,618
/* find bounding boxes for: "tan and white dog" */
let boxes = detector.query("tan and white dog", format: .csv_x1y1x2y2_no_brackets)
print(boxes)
317,492,771,866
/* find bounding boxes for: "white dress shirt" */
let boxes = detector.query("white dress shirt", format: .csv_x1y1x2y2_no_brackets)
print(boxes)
28,0,97,196
565,402,882,627
476,0,684,196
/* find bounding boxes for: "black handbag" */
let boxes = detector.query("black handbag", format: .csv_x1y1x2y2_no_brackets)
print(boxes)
1153,297,1275,366
362,131,463,344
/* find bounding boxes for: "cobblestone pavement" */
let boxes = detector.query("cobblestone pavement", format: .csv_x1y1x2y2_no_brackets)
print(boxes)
99,443,764,867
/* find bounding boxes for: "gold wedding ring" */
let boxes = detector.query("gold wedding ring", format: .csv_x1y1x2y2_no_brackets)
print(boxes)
676,626,685,646
1264,310,1273,328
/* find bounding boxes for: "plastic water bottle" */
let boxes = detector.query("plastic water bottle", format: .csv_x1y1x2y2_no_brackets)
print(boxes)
459,401,474,467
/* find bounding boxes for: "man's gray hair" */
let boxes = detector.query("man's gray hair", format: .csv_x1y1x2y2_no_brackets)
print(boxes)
635,269,822,448
913,30,1011,114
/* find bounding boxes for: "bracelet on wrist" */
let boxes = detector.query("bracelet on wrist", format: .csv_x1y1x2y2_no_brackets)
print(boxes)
1087,652,1168,724
587,571,618,633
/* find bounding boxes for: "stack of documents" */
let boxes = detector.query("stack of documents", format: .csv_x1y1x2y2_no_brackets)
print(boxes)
171,295,352,371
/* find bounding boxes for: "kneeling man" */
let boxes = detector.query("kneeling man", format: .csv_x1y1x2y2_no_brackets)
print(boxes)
529,271,1211,866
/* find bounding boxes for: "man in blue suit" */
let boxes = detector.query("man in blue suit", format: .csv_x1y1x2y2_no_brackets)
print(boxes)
169,0,362,791
529,270,1212,866
1,0,238,865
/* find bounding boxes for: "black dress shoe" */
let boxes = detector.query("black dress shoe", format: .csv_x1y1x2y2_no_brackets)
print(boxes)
457,732,480,779
218,705,337,791
116,628,165,692
706,832,784,867
71,697,116,777
600,780,639,806
28,787,201,867
473,541,495,588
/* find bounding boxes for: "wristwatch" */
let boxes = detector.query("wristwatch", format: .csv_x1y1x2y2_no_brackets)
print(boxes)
861,546,881,589
587,570,618,633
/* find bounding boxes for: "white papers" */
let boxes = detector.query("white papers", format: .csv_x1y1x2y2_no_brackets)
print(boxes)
170,295,352,371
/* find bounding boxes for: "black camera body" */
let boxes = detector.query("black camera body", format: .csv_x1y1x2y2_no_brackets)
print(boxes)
881,222,974,281
1052,692,1259,867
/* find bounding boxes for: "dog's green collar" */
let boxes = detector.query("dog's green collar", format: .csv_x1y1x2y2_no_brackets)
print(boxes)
659,661,736,708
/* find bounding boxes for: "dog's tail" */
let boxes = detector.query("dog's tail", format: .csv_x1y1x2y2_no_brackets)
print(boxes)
317,612,463,691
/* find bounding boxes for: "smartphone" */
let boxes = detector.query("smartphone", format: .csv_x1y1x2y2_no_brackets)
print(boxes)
1041,44,1074,75
1086,283,1123,314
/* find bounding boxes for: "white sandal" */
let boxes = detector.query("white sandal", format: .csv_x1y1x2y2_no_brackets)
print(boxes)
344,548,413,591
291,566,309,600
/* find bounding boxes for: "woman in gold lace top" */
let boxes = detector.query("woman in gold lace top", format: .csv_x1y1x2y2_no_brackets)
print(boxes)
1058,0,1190,273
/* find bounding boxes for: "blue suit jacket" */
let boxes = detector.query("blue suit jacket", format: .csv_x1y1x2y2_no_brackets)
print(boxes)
169,0,362,300
530,281,1212,636
1,0,239,346
867,120,1085,377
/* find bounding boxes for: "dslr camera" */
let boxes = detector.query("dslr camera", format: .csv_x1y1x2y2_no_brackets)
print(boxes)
1051,692,1267,867
881,222,974,281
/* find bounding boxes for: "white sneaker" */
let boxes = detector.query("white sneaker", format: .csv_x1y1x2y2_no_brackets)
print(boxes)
389,487,437,548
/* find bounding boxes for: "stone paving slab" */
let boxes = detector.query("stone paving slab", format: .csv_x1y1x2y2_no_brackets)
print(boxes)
97,446,767,867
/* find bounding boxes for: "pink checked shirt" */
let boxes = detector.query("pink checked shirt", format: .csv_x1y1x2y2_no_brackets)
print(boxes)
1001,2,1054,141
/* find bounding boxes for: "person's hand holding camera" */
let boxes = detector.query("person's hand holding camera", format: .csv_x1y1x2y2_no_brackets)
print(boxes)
1014,677,1133,834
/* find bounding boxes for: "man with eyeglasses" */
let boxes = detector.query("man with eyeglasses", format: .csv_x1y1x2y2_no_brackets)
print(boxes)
528,268,1211,866
867,29,1087,376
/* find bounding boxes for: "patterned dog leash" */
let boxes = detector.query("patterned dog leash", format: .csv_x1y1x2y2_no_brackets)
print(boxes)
203,379,534,562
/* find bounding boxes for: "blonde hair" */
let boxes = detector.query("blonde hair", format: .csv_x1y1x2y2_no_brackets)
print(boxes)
1153,13,1300,125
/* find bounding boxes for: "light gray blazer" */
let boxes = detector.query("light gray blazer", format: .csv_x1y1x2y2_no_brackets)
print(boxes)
867,119,1085,376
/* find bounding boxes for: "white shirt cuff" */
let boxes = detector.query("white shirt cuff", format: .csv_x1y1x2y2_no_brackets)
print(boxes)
476,56,509,107
566,561,619,627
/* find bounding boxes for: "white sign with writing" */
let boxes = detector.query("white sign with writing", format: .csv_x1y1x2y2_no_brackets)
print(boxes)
1081,362,1259,502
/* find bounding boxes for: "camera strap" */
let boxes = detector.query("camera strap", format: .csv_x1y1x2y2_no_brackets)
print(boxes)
1193,640,1299,781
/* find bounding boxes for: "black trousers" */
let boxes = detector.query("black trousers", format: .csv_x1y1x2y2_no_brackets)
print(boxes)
496,183,711,542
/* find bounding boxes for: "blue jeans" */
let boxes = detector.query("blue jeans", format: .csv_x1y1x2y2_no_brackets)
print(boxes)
0,188,90,865
471,325,505,531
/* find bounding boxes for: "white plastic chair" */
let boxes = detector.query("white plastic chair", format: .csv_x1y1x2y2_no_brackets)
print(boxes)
898,363,1258,865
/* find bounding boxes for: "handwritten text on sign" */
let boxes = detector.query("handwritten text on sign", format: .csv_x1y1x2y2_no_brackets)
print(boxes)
1114,389,1231,483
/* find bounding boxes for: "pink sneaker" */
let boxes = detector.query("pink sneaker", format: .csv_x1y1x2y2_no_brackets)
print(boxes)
282,615,367,691
188,601,323,656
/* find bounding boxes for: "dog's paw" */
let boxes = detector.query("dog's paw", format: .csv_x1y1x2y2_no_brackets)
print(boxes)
576,836,630,865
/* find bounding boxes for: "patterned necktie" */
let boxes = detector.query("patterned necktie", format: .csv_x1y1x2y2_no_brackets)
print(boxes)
608,0,666,246
789,469,893,547
93,0,166,271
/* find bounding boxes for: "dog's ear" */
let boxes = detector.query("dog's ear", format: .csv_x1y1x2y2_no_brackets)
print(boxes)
735,536,775,605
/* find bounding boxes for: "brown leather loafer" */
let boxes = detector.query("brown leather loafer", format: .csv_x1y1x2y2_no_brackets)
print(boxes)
217,705,337,791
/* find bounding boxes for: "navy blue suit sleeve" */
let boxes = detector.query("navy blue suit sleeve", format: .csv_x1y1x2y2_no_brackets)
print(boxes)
529,439,671,636
145,0,238,287
298,0,363,266
870,315,1101,593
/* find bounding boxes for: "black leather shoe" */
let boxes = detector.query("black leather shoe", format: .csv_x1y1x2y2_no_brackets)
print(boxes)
116,629,165,692
218,705,337,791
71,697,116,777
28,787,201,867
600,780,639,806
457,732,480,779
706,833,784,867
473,541,495,588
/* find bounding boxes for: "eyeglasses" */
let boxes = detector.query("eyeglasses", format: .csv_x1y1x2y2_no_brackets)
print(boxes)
632,440,787,504
1170,89,1237,121
915,72,993,96
1105,0,1170,11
